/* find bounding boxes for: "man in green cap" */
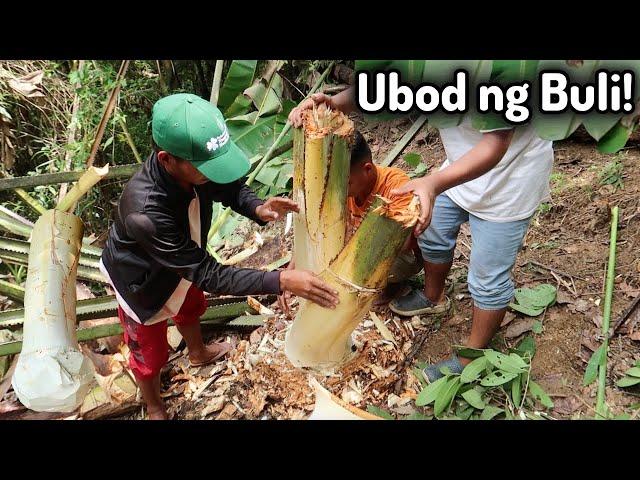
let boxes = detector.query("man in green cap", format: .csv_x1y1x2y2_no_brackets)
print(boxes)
100,93,339,419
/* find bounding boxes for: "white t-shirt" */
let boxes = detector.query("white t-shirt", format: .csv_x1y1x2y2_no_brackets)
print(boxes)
438,119,554,222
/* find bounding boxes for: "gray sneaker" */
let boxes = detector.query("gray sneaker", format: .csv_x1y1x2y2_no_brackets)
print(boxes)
422,356,464,383
389,289,451,317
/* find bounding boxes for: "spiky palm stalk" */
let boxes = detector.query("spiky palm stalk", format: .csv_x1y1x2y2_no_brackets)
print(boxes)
12,166,108,412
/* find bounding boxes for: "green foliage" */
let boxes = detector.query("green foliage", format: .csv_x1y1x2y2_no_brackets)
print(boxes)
599,156,625,191
366,405,395,420
414,336,553,419
536,203,551,215
403,152,428,178
616,361,640,388
509,284,556,317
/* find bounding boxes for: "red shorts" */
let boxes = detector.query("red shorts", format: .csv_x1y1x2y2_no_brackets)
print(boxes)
118,284,207,380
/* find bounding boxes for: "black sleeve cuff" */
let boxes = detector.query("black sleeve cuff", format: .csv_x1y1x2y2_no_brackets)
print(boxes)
262,270,281,295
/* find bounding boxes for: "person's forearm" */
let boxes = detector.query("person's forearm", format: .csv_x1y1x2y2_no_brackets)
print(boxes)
331,87,357,113
429,130,514,195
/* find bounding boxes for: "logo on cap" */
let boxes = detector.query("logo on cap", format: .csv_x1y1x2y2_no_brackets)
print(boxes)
206,127,230,153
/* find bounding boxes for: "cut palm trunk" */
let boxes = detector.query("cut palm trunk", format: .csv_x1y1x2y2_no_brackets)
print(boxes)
286,196,419,371
292,104,353,272
11,166,108,412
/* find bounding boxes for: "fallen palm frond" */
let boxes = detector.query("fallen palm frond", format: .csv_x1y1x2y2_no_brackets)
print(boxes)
0,295,264,329
0,279,24,304
0,164,140,192
0,308,266,357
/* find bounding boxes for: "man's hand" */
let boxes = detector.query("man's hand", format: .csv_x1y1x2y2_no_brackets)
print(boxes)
390,176,439,237
288,93,334,127
256,197,299,222
277,259,295,318
280,269,339,309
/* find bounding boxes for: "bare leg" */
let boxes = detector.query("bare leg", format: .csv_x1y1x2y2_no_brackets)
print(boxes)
176,322,229,365
459,306,507,365
423,260,452,304
136,373,168,420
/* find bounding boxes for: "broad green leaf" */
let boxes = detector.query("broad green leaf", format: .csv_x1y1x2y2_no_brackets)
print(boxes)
515,336,536,358
624,367,640,378
509,303,544,317
455,403,474,420
244,74,283,118
274,161,293,189
218,60,258,111
394,60,427,85
227,112,290,157
225,95,253,118
254,160,281,187
532,60,600,140
481,370,519,387
454,345,485,359
511,371,522,407
461,356,489,383
366,405,394,420
416,375,449,406
434,377,461,416
462,388,485,409
280,99,297,118
583,115,622,143
413,163,428,177
584,60,640,142
479,405,504,420
529,381,554,409
613,413,632,420
597,121,635,154
617,376,640,388
583,344,605,386
484,350,527,374
532,321,543,334
403,153,422,168
513,284,557,310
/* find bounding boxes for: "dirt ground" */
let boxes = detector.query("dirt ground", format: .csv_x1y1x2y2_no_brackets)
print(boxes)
4,115,637,421
353,116,640,418
156,117,640,420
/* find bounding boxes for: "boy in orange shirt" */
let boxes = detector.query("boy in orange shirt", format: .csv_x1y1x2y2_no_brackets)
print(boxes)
347,131,423,298
279,130,422,313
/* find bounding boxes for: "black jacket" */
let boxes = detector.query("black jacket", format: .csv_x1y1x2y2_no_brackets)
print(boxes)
101,152,281,324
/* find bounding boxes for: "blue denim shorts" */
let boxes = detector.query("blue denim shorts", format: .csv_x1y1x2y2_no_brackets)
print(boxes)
417,193,532,310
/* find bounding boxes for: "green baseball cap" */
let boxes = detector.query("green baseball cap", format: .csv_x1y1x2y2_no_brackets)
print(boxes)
151,93,250,184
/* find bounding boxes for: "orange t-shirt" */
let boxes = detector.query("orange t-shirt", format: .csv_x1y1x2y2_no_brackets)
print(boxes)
347,165,411,236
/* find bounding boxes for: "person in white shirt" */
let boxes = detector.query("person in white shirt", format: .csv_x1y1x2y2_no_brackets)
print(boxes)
289,87,553,382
